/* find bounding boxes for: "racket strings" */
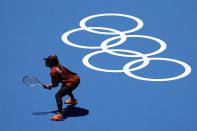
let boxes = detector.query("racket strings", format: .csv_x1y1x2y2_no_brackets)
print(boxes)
23,76,41,86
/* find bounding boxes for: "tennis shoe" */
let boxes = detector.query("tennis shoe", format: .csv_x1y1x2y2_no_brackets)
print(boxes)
64,98,77,104
50,113,64,121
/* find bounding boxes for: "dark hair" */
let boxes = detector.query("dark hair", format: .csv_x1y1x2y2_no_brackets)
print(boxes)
44,54,59,66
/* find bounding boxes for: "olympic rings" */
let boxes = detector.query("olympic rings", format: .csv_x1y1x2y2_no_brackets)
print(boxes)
61,13,191,81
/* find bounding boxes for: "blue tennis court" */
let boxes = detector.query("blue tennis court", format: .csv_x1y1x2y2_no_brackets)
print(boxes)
1,0,197,131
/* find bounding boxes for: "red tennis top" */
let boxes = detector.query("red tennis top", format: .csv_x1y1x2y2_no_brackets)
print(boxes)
50,64,77,86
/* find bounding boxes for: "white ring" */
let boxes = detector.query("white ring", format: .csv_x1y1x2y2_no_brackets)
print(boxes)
80,13,144,35
61,27,127,49
123,58,192,81
101,35,167,57
82,49,149,72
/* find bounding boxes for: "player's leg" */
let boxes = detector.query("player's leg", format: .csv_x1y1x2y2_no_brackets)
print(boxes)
64,85,78,104
64,75,80,104
68,91,74,100
50,86,69,120
55,86,70,112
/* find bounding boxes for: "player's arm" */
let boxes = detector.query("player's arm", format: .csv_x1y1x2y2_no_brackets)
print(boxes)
50,70,59,87
43,69,59,89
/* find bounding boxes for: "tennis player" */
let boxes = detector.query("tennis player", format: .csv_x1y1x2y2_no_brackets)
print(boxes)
43,54,80,121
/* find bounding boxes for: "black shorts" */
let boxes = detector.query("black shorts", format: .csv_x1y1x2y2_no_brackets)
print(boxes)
56,76,80,98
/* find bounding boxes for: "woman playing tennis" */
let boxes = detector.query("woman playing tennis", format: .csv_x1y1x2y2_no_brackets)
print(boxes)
43,54,80,121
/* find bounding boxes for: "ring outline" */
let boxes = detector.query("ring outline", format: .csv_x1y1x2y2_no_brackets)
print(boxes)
61,27,127,49
82,49,150,73
80,13,144,35
123,57,192,81
101,35,167,57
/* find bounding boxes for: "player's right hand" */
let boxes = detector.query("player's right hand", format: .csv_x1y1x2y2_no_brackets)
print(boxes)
42,84,51,89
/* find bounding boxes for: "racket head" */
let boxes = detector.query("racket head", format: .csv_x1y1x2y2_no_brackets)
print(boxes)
23,75,42,86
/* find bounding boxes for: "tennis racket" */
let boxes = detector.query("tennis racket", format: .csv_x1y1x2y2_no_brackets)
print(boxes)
23,75,43,87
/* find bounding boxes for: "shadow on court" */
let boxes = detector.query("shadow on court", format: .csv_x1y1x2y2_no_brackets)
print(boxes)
32,104,89,120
